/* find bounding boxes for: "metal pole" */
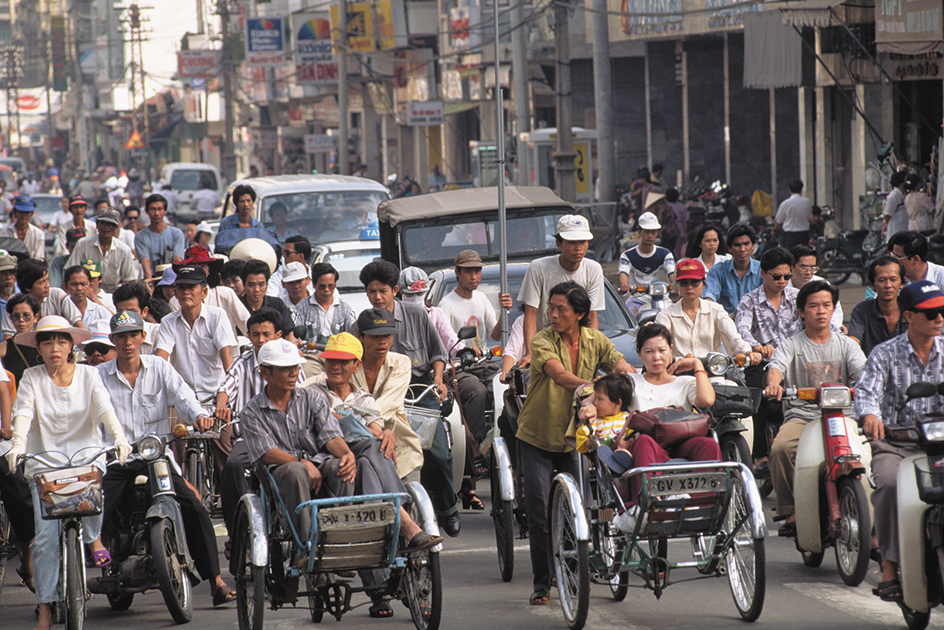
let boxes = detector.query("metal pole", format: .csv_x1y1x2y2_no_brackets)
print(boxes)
220,0,237,182
590,0,613,203
552,0,576,202
510,0,528,185
337,0,348,175
494,0,508,344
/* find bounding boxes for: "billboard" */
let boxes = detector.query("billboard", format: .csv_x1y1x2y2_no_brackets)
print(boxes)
876,0,942,54
177,50,221,78
294,11,339,85
246,17,285,67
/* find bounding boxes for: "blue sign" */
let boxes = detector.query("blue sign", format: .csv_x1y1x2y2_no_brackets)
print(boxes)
247,18,284,54
360,221,380,241
190,78,206,92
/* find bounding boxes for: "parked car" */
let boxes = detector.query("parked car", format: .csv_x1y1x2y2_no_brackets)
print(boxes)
158,162,224,221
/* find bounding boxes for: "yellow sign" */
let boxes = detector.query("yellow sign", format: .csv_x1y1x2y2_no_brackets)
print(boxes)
126,130,145,150
574,142,590,195
375,0,396,50
330,3,376,53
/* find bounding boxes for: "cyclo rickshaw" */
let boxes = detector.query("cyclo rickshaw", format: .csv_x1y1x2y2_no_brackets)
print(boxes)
549,387,767,630
230,463,443,630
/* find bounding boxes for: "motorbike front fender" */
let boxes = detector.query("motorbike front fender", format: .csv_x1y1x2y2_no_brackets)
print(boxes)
230,493,268,574
146,497,196,575
795,420,825,552
899,454,931,613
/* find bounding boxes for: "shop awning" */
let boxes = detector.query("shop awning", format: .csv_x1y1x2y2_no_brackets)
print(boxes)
744,11,803,88
875,0,942,55
443,101,478,116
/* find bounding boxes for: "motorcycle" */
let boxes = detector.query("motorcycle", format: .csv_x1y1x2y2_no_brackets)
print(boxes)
778,385,872,586
622,281,672,325
89,430,197,624
694,353,760,470
814,208,886,286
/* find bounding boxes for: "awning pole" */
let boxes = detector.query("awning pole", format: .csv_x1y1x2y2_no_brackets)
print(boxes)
495,0,508,345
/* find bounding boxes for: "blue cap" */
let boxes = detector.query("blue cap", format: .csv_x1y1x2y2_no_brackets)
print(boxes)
13,195,35,213
899,280,944,311
157,267,177,287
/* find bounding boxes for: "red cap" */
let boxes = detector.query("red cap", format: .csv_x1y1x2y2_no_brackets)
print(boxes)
675,258,706,281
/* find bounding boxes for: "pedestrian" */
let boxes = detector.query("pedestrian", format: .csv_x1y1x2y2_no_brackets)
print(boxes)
882,171,908,242
55,195,97,257
134,193,185,283
774,179,813,249
218,184,261,232
0,196,46,260
905,173,934,232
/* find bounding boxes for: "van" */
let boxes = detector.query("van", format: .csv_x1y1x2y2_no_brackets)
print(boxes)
158,162,224,220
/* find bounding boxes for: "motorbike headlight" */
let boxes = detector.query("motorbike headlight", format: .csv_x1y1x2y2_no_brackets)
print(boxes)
820,386,851,409
649,282,668,297
138,435,163,461
923,422,944,442
706,354,729,377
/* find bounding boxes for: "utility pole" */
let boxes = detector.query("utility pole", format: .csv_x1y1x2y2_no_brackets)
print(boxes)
125,4,152,180
337,0,348,175
591,0,614,204
2,47,22,155
218,0,236,182
510,0,529,185
552,0,576,202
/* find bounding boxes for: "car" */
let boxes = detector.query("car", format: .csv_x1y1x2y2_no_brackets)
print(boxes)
158,162,224,221
426,262,641,367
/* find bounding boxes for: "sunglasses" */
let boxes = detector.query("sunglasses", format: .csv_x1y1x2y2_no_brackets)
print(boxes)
316,283,336,290
768,273,793,281
677,279,702,287
920,308,944,320
84,343,112,356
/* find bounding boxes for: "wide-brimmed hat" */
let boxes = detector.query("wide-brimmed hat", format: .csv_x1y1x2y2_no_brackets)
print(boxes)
16,315,92,348
321,332,363,361
644,192,666,210
80,320,116,349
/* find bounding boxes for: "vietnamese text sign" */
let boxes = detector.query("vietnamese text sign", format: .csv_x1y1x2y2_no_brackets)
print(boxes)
246,18,285,67
177,50,221,78
876,0,942,53
294,10,338,86
407,101,443,126
330,3,376,53
305,134,336,153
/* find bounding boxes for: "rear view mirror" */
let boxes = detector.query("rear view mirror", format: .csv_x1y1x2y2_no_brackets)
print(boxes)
457,326,476,340
906,382,938,400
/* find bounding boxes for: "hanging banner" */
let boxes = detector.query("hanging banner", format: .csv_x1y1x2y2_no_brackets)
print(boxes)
876,0,943,55
51,16,69,92
330,2,376,53
246,17,286,67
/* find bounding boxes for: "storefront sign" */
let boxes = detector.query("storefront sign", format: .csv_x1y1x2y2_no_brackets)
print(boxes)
608,0,760,41
407,101,443,126
305,134,336,153
294,11,337,86
330,3,376,53
884,55,942,80
876,0,943,54
177,50,221,78
246,18,286,67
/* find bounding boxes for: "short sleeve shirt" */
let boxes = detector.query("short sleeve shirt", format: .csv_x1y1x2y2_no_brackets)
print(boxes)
847,299,908,357
134,226,185,270
437,290,498,353
517,255,606,326
155,305,237,399
618,245,676,285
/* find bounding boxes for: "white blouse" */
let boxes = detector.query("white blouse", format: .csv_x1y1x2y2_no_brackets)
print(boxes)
628,372,697,412
697,252,731,271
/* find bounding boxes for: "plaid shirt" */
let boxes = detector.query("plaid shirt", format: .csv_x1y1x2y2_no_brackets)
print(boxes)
292,294,356,342
855,334,944,426
734,285,802,348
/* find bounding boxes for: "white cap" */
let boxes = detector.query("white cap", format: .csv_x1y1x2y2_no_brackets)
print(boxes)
281,261,309,283
637,211,661,231
196,221,214,235
258,339,306,367
556,214,594,241
80,320,116,349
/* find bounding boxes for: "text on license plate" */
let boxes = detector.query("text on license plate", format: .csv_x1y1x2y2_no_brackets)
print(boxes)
648,473,726,496
318,504,395,529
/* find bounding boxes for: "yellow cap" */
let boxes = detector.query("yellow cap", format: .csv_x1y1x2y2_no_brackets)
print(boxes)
321,332,363,361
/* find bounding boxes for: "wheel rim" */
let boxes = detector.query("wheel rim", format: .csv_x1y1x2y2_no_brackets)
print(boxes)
236,526,258,625
490,463,509,573
404,550,434,629
836,487,860,574
725,483,757,610
552,486,581,620
161,525,190,608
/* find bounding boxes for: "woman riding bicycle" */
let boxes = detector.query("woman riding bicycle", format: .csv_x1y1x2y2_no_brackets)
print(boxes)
4,316,131,630
514,281,634,606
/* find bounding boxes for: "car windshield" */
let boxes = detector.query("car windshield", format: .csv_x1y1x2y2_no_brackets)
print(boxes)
31,196,62,223
403,215,563,268
255,191,387,246
170,169,218,191
322,247,380,291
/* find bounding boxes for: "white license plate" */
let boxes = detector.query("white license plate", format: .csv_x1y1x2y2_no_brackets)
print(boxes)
318,504,395,530
648,473,726,496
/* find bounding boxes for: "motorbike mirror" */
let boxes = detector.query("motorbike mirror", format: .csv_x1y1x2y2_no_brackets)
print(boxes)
907,382,938,400
457,325,476,340
294,325,309,341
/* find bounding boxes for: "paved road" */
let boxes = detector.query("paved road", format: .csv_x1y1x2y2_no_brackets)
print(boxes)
1,483,937,630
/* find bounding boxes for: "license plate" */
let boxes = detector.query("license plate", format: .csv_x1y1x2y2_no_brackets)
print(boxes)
318,504,395,530
648,473,726,496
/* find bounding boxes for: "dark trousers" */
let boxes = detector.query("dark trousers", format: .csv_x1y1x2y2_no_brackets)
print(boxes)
0,455,35,544
519,440,585,594
454,371,489,444
221,440,251,535
102,460,221,581
782,230,810,250
744,365,783,457
413,390,459,517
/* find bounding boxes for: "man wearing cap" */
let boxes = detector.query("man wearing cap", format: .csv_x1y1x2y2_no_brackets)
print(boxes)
267,235,311,298
80,320,117,366
0,254,16,313
113,281,161,355
49,227,84,290
135,193,185,283
774,179,812,250
0,258,85,338
281,260,311,311
55,195,97,257
0,196,46,260
518,214,606,365
80,258,116,313
66,206,138,293
98,309,238,607
170,245,250,337
63,265,112,328
618,210,676,294
218,184,262,232
293,262,356,345
855,280,944,602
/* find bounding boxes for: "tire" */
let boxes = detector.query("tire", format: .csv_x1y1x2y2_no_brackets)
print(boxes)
818,248,852,286
150,520,194,624
106,592,134,611
835,478,870,586
801,550,825,567
0,503,10,598
899,603,931,630
600,524,628,602
234,509,265,630
719,433,751,467
185,450,202,503
490,449,515,582
306,575,324,623
550,479,589,630
64,524,85,630
403,547,442,630
725,475,766,622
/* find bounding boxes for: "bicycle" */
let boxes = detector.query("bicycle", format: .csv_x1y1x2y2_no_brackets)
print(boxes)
179,412,225,517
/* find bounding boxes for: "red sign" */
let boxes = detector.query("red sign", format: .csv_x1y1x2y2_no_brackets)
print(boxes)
16,95,40,111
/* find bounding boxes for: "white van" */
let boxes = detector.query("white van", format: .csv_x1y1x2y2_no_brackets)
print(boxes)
158,162,224,220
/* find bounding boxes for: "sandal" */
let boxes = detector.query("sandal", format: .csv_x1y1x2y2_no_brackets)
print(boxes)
403,531,444,553
473,456,489,479
530,590,551,605
17,566,35,593
777,522,797,538
91,549,112,568
369,599,394,618
212,585,237,607
873,579,903,602
462,491,485,511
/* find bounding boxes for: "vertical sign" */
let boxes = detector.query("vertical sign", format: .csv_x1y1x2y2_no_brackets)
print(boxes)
246,17,285,67
294,11,338,85
51,16,68,91
330,3,376,53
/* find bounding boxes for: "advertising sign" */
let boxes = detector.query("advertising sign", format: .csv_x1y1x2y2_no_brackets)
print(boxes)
177,50,221,78
330,3,376,53
876,0,942,54
51,16,68,92
246,17,285,67
305,134,336,153
407,101,443,126
294,11,339,86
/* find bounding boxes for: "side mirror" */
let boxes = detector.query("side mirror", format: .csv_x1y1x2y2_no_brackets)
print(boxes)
906,382,938,400
294,325,308,340
457,325,476,340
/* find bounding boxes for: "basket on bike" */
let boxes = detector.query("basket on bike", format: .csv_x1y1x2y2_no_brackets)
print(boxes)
710,385,760,417
405,405,440,450
914,456,944,504
34,465,103,519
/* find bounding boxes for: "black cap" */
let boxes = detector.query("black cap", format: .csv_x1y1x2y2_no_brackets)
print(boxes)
173,265,207,285
357,308,397,335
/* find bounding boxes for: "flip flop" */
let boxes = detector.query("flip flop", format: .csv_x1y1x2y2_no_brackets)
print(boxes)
92,549,111,568
529,590,550,605
212,585,237,607
873,579,903,602
403,531,443,553
369,599,394,618
16,566,35,593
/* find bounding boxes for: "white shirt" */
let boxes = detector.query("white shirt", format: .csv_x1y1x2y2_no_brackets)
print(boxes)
518,254,606,326
266,265,284,297
79,298,113,328
0,223,45,260
117,227,137,255
169,285,250,337
655,299,752,357
775,193,813,232
883,187,907,242
190,189,219,215
66,235,139,293
141,321,160,355
155,304,237,400
55,218,97,257
627,372,698,412
503,314,526,362
48,209,72,233
696,252,731,271
437,290,498,353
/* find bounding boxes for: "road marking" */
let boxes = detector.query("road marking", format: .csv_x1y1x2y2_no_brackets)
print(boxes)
784,582,944,626
441,543,531,556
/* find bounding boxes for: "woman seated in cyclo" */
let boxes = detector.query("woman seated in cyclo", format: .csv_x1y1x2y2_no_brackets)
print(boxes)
3,316,132,630
514,281,635,607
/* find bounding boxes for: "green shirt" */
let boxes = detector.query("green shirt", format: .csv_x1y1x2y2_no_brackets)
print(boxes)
516,326,624,452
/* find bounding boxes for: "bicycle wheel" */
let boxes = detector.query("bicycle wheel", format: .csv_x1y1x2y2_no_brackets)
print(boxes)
818,248,852,286
64,524,85,630
490,446,514,582
403,547,442,630
0,503,10,598
234,507,265,630
550,478,589,630
185,449,202,502
725,475,765,621
835,477,870,586
150,519,193,624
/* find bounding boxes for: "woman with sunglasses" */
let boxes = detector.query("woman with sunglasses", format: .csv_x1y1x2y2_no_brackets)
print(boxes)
655,259,761,364
0,293,42,383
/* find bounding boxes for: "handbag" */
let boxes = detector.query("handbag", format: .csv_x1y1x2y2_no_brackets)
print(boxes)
627,407,711,449
336,412,375,444
34,465,103,520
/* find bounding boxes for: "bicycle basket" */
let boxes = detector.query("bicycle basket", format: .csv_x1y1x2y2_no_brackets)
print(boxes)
915,456,944,504
34,465,103,519
405,405,440,450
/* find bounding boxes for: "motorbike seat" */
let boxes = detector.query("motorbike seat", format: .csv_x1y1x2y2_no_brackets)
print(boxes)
845,229,869,240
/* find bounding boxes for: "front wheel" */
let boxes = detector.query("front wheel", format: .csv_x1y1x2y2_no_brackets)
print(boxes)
403,548,442,630
818,248,852,286
725,475,766,621
719,433,751,467
550,478,589,630
106,592,134,611
150,520,193,624
490,447,515,582
64,524,85,630
801,549,825,567
233,508,266,630
0,503,10,598
899,602,931,630
835,477,870,586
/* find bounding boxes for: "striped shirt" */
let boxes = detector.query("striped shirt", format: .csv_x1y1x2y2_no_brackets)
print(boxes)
735,285,802,348
216,349,306,414
855,334,944,426
240,386,344,465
